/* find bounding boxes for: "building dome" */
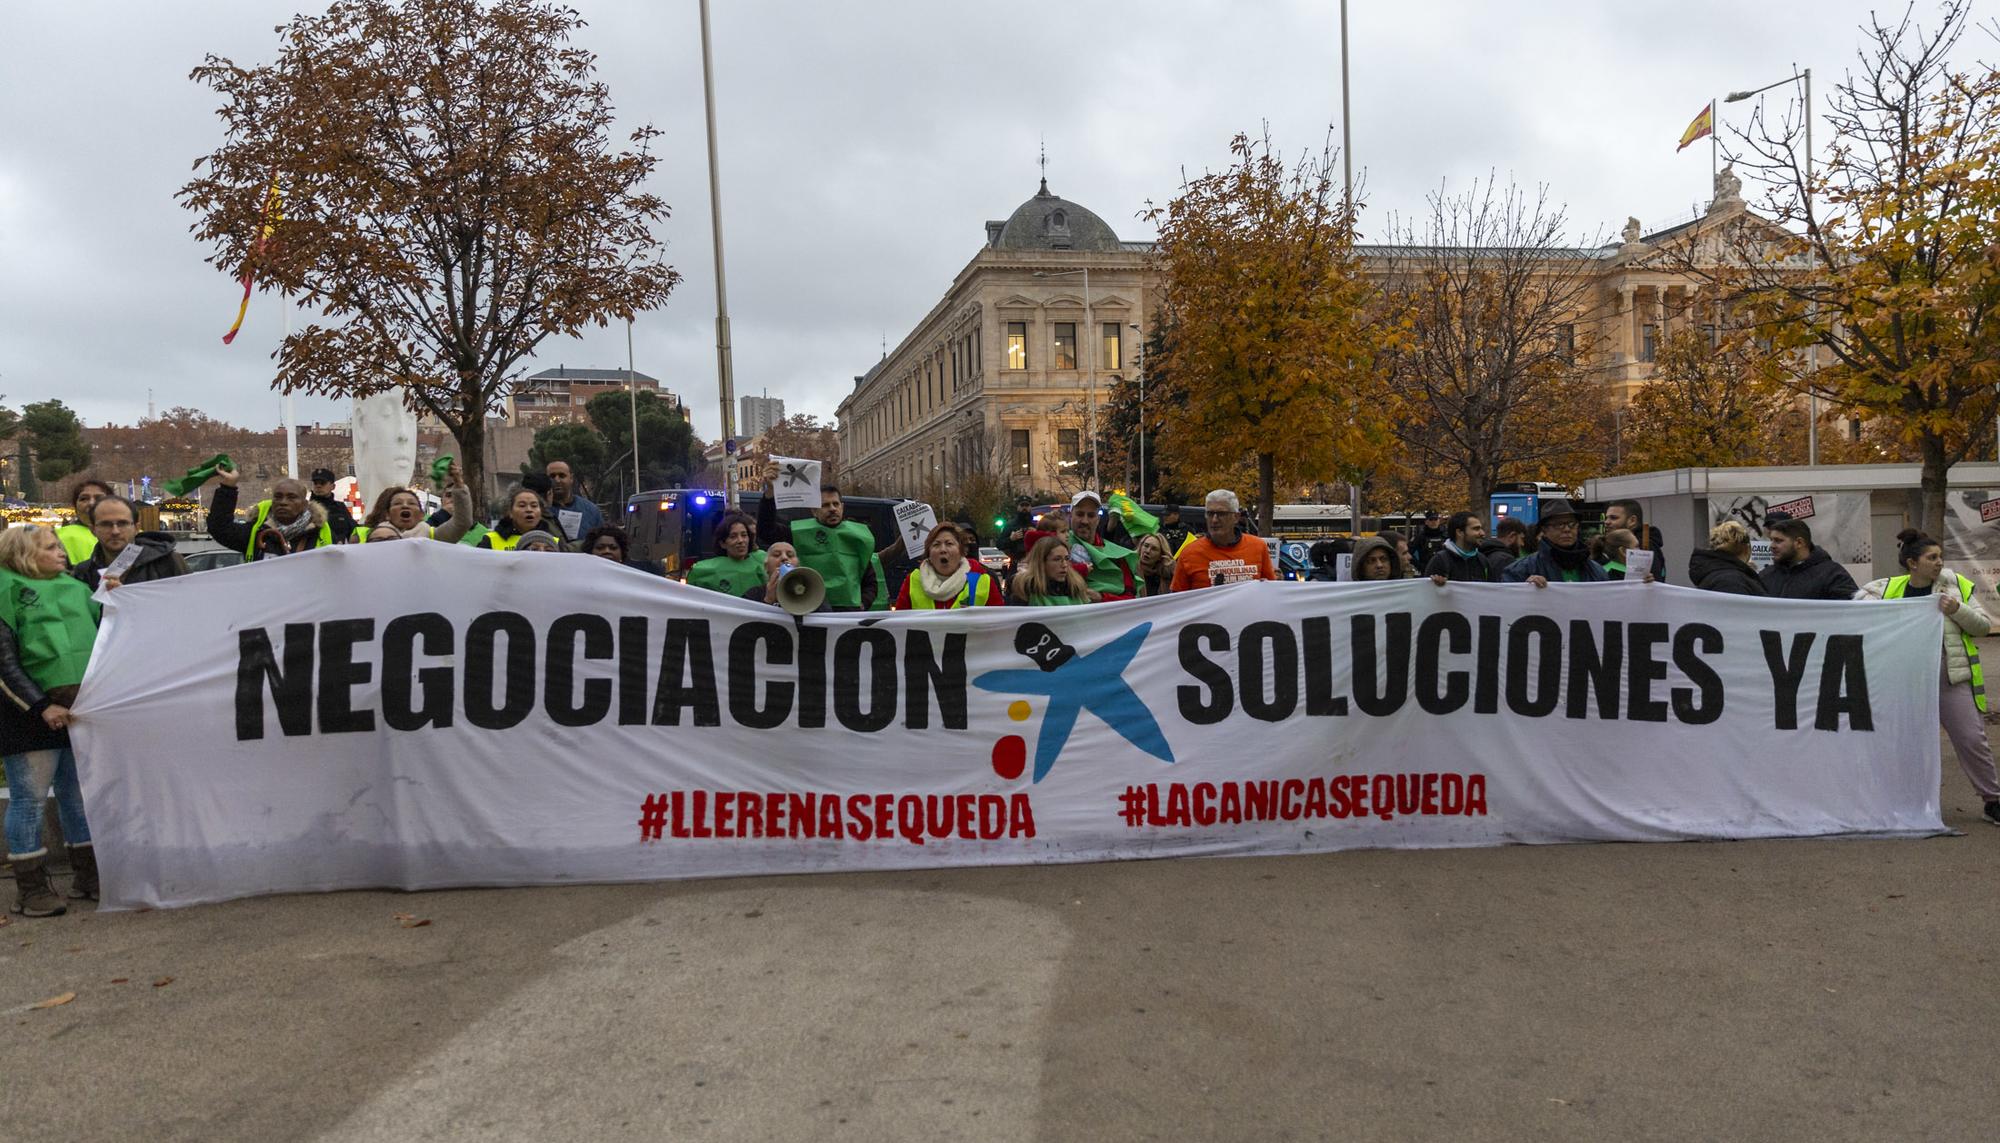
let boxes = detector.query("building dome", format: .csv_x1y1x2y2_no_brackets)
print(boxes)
990,180,1123,252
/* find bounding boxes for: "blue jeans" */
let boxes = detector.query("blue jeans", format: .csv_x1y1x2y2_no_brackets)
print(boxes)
4,747,90,858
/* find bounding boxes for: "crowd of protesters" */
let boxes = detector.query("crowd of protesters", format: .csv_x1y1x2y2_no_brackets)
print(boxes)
6,461,1999,918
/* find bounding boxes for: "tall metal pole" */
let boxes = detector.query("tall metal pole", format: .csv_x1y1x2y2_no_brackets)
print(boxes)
698,0,738,503
1133,324,1145,507
1084,265,1097,492
626,318,641,501
1340,0,1361,530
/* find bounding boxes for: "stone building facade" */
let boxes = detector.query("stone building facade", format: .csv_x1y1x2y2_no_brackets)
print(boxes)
838,169,1805,500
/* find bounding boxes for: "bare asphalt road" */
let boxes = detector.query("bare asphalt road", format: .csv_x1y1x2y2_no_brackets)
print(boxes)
5,764,1997,1143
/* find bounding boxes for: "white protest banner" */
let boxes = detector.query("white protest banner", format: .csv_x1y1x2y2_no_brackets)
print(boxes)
895,500,938,559
771,455,823,512
73,543,1945,911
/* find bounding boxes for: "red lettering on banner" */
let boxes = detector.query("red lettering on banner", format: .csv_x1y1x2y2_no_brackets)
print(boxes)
737,792,764,837
1280,779,1305,821
1329,775,1353,818
1008,793,1036,838
1245,780,1274,820
789,793,813,838
1193,782,1218,826
1421,773,1439,815
691,791,713,838
669,790,688,838
820,796,845,838
1303,777,1327,818
1372,775,1394,821
1466,774,1488,815
1440,774,1463,814
1395,775,1418,817
956,794,977,839
714,791,734,835
1218,781,1243,825
979,796,1006,839
874,794,894,841
1164,783,1192,827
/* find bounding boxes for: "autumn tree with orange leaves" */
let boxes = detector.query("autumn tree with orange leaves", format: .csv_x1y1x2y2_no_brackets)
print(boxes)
178,0,680,495
1144,132,1398,533
1685,1,2000,535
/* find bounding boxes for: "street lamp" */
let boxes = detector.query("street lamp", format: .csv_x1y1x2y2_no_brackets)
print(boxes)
1726,68,1818,464
1033,267,1097,491
697,0,739,504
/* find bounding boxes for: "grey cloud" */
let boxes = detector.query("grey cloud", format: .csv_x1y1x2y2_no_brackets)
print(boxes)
1,0,1896,440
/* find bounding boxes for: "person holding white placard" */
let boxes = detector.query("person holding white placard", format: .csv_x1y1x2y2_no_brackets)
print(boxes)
69,495,187,592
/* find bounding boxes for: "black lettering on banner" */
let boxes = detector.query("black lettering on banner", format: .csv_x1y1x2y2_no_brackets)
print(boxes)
1176,623,1233,724
796,624,828,729
1302,616,1347,717
1473,614,1502,714
546,613,613,727
653,618,720,727
383,613,454,731
903,630,968,730
728,622,795,730
1761,630,1814,731
1815,633,1874,731
1415,612,1470,715
1673,624,1725,724
1625,622,1671,723
1566,619,1622,720
1505,616,1561,717
234,623,315,740
1352,613,1411,717
617,616,650,725
314,618,377,735
466,612,536,729
834,627,896,732
1240,621,1298,722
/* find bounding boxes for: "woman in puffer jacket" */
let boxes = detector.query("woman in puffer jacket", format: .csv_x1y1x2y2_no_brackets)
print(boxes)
1857,529,2000,828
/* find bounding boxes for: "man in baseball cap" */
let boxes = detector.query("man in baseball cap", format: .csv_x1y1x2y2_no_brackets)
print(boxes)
308,467,358,543
1064,490,1145,601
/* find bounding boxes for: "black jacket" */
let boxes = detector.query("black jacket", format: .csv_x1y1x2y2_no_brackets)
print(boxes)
1426,545,1499,583
1502,540,1609,583
1689,548,1769,595
70,532,188,592
1759,547,1858,601
207,484,331,560
312,493,358,543
1477,539,1521,579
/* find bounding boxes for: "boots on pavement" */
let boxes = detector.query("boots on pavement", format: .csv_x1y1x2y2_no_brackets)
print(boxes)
9,852,67,918
66,842,98,901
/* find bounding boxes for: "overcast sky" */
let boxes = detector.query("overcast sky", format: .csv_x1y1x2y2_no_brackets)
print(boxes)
0,0,1937,441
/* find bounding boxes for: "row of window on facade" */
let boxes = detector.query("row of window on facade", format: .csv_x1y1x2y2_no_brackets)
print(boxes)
1005,427,1080,478
1004,322,1123,372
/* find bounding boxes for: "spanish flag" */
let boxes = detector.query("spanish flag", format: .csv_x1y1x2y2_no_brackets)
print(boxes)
1677,102,1714,153
222,178,283,345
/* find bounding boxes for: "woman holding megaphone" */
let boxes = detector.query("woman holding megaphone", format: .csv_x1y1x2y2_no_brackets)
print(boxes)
750,543,829,614
893,523,1004,610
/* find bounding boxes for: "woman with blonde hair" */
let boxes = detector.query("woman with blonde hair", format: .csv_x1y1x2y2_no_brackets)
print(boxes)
1135,532,1176,597
0,525,100,916
1009,534,1096,606
1688,519,1768,595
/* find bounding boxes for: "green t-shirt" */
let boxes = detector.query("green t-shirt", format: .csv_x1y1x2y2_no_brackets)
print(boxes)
0,568,100,692
1067,531,1141,597
790,518,876,609
687,551,766,597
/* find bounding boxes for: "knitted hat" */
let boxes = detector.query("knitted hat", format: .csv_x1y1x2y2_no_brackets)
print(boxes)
516,529,560,550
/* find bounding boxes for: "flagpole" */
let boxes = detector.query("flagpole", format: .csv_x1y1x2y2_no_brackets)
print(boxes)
1710,98,1718,190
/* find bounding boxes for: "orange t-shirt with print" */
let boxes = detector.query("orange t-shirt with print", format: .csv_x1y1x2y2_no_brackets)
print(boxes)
1169,533,1276,592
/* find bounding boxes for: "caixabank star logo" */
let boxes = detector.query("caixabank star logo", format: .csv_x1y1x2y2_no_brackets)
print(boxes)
972,621,1176,783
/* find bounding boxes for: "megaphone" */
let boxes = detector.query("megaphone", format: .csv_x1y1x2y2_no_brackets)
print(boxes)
775,563,825,616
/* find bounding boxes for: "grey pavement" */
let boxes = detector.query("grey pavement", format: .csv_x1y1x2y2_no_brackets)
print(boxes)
4,758,1998,1143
